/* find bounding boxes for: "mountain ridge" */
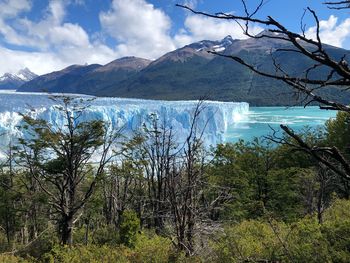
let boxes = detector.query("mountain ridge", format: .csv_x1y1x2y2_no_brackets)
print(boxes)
17,34,350,106
0,68,37,90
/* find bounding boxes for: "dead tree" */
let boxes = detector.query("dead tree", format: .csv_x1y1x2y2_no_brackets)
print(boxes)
167,101,208,255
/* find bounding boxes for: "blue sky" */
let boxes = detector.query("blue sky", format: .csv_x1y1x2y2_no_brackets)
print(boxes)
0,0,349,75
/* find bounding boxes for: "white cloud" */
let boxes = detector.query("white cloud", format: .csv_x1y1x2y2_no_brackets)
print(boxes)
0,43,118,75
10,0,88,49
100,0,176,59
0,0,33,46
0,46,64,75
0,0,119,74
0,0,265,76
174,15,263,47
305,15,350,48
0,0,31,18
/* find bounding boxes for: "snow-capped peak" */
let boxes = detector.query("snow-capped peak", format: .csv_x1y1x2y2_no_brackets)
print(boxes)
0,68,37,82
0,68,38,90
212,35,235,52
191,35,235,53
15,68,37,81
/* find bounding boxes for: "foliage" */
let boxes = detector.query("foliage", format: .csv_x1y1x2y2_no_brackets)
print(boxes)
119,210,140,248
326,111,350,158
0,254,31,263
211,199,350,263
286,217,331,262
40,234,177,263
16,227,59,260
130,233,174,263
321,199,350,262
211,220,286,262
42,245,130,263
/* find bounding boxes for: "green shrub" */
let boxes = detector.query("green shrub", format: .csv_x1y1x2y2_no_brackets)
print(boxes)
90,225,120,245
286,217,331,263
16,228,58,260
0,254,31,263
119,210,140,248
131,233,173,263
321,199,350,263
211,220,286,262
42,245,130,263
0,231,9,253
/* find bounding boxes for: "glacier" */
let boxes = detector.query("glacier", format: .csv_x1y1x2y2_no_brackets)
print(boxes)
0,91,249,156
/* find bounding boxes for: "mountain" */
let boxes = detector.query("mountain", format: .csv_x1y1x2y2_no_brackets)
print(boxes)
100,35,350,105
0,68,37,90
19,57,151,94
18,64,102,93
18,35,350,106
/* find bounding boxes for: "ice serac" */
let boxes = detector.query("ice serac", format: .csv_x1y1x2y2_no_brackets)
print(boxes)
0,91,249,153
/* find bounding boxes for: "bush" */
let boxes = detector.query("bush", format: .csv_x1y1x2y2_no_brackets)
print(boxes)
0,231,9,253
130,233,174,263
0,254,31,262
321,199,350,263
119,210,140,248
286,217,331,263
42,245,130,263
210,200,350,263
16,228,58,260
42,234,179,263
211,220,286,262
90,225,120,245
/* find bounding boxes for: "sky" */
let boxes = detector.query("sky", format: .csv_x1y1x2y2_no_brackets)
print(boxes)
1,0,350,75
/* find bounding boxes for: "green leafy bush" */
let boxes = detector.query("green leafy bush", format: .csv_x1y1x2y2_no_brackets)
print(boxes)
16,228,58,260
130,233,174,263
321,199,350,263
286,217,331,263
0,254,32,262
119,210,140,248
211,220,286,262
42,245,130,263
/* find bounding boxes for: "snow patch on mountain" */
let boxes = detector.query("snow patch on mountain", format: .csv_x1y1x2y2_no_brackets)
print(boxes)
16,68,38,81
195,35,235,53
0,68,38,90
0,68,37,82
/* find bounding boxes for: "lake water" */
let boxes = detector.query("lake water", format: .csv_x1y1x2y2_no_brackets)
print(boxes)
226,106,337,142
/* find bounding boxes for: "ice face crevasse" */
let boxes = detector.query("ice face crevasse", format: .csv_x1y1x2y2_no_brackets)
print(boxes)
0,92,249,156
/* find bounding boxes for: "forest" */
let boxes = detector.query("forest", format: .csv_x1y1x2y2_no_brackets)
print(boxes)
0,96,349,262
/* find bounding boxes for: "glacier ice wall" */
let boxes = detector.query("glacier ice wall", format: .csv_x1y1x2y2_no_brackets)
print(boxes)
0,91,249,156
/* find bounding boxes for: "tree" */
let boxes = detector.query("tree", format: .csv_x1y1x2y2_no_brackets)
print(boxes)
119,210,140,248
132,113,176,234
17,96,119,245
177,0,350,182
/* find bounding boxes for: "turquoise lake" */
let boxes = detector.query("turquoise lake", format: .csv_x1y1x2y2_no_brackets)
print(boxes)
226,106,338,142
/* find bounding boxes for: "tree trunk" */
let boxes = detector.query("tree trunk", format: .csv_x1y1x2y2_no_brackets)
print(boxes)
60,214,74,245
317,180,325,224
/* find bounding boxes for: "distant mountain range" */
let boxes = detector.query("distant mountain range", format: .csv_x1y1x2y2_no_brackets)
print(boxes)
0,68,37,89
14,31,350,106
